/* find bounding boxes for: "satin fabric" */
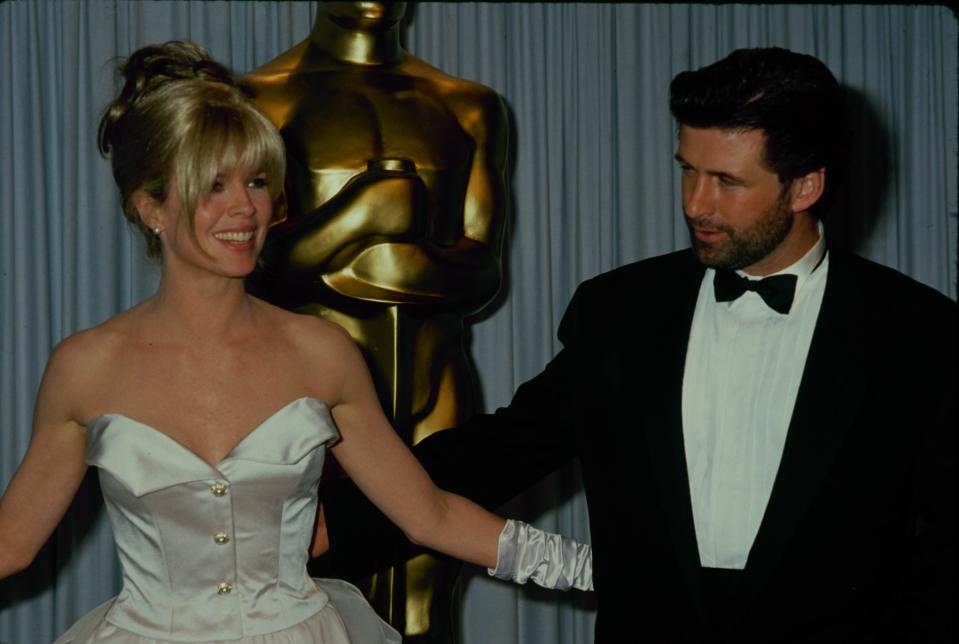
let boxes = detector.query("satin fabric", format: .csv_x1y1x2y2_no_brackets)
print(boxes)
55,398,400,643
489,519,593,591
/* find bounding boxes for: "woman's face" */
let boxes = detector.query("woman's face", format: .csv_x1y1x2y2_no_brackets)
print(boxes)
158,166,274,279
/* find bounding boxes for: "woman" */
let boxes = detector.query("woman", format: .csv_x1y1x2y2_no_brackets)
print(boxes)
0,42,591,643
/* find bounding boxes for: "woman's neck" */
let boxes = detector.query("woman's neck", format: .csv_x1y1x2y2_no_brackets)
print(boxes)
146,270,257,343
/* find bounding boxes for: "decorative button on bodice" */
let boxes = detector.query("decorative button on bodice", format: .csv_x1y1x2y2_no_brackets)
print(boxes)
213,531,230,545
86,397,338,641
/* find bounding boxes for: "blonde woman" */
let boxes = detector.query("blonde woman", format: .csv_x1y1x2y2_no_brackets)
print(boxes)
0,42,591,643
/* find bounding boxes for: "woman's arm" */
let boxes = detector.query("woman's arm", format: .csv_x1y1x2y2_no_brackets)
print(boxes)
0,340,89,579
325,327,503,569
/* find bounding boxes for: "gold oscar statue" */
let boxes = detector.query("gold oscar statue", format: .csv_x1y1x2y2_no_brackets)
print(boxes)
242,2,508,640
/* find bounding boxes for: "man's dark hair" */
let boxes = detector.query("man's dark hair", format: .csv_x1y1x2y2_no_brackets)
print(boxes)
670,47,850,216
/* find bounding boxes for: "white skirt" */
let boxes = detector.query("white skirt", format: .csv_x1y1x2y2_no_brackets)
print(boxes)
54,579,401,644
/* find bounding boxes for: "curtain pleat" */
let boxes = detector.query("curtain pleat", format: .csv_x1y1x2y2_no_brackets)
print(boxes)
1,3,956,643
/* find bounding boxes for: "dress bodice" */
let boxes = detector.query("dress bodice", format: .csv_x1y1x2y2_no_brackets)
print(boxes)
85,397,337,642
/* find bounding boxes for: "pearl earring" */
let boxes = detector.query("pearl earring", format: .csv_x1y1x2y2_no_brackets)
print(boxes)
153,227,161,235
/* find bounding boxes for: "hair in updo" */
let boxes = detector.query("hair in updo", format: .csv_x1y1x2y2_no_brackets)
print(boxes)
98,41,285,258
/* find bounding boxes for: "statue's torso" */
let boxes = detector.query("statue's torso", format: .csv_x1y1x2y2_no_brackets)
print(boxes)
253,68,476,244
243,52,503,436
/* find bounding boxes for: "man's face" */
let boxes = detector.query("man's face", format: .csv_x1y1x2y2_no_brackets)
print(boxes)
675,126,799,275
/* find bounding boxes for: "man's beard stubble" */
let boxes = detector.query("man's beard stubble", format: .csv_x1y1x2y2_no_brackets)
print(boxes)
687,195,794,271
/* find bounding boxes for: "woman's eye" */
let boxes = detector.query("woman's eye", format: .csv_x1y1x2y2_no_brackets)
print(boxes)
248,176,269,189
211,180,224,192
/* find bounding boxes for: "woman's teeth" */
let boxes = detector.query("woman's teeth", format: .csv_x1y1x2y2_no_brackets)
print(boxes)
214,231,254,242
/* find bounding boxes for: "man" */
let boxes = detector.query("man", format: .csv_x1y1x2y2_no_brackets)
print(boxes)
320,47,956,642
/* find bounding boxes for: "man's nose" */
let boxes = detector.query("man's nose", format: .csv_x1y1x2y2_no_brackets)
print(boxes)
684,176,714,218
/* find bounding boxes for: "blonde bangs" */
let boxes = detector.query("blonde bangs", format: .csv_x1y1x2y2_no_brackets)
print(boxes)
174,92,286,223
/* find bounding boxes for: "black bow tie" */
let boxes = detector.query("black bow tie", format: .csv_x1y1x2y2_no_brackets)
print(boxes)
713,269,798,314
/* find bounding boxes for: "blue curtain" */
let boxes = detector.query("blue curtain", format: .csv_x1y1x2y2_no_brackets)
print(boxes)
1,3,956,643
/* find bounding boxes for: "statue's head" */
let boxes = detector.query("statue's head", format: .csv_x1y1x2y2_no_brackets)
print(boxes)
320,2,407,30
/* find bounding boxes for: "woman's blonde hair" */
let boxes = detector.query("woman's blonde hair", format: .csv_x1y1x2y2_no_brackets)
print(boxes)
97,41,286,258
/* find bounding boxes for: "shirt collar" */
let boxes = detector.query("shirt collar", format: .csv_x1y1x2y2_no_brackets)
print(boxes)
736,220,827,299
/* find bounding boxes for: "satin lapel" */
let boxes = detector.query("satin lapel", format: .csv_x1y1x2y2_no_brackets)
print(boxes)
638,254,708,618
736,252,866,615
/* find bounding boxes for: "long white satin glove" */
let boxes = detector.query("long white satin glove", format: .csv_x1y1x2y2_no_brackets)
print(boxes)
487,519,593,591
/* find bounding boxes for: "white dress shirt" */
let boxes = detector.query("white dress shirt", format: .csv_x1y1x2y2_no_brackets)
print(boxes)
682,226,828,569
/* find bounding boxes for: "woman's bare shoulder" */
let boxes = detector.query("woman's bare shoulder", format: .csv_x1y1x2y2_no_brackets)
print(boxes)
50,314,129,372
253,298,356,351
43,306,149,412
250,299,367,399
35,330,101,428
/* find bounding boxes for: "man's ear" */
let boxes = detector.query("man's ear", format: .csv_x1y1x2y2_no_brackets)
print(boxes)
789,168,825,213
132,190,163,232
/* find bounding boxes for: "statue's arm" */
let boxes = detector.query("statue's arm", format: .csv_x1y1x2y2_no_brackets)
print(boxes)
321,89,510,309
258,168,426,279
446,88,510,298
462,89,509,245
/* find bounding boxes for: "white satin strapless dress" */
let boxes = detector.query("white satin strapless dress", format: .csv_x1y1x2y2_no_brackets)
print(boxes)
55,397,400,644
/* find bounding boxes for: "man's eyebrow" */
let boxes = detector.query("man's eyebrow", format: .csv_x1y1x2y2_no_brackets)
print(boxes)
711,171,742,183
673,156,744,183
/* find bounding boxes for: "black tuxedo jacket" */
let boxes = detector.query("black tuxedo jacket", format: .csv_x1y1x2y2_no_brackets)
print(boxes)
322,248,955,642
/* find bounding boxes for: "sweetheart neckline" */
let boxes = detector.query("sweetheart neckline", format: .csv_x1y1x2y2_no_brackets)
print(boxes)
87,396,329,470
